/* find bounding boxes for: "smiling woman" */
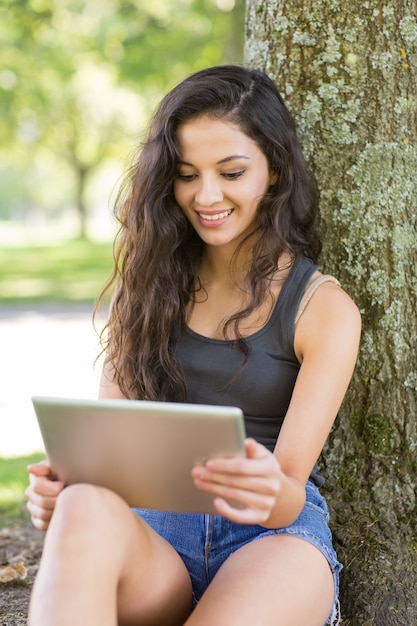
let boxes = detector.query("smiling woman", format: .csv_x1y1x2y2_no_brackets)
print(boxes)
26,65,360,626
173,116,276,252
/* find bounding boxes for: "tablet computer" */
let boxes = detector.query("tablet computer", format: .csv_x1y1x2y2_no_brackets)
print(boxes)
32,396,246,514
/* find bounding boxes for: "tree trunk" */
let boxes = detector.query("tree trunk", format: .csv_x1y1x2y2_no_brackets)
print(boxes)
74,164,89,240
245,2,417,624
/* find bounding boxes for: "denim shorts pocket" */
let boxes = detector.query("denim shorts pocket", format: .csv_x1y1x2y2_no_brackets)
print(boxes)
305,481,330,523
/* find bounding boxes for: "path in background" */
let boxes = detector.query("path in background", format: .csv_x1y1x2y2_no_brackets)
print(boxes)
0,306,104,457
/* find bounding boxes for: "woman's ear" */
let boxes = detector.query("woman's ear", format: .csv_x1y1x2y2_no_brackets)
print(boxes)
269,169,278,186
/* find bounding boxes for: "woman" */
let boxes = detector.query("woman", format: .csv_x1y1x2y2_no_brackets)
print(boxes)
26,65,361,626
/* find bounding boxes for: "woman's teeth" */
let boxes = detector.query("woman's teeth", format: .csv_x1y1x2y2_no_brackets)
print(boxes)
198,209,233,221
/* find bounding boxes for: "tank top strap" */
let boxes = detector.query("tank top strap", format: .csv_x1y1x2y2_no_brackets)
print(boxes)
295,274,341,324
266,257,319,352
277,256,319,320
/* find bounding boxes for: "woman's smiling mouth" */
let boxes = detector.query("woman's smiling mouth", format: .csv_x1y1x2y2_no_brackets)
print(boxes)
197,209,234,222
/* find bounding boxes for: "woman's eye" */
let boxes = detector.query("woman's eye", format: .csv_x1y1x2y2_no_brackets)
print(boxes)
177,173,196,182
222,171,245,180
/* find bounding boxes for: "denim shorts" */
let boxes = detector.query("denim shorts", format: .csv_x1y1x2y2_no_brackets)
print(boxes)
133,481,342,625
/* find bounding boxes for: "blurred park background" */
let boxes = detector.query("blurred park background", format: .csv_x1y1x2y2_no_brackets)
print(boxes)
1,0,244,242
0,0,244,515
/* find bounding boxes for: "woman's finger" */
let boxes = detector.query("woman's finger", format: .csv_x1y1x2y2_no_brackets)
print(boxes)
193,469,280,496
27,460,52,476
193,475,276,511
203,439,278,477
28,473,64,497
212,496,274,525
25,485,59,510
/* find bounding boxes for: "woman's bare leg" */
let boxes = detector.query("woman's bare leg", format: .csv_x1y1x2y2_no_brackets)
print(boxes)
28,484,192,626
185,535,335,626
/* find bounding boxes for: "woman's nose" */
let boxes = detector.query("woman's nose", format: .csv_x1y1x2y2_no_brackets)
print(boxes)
194,175,223,207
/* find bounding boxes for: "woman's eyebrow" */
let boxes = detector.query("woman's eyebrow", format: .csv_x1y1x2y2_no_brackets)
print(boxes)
178,155,250,166
218,155,250,164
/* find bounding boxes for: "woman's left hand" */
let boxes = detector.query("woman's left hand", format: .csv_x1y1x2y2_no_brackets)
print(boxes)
191,438,282,525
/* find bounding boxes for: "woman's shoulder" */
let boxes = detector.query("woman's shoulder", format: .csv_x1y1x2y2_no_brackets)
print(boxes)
302,268,359,316
294,269,361,353
295,270,341,324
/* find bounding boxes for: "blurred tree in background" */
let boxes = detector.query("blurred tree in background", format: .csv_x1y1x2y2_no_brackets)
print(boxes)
0,0,244,239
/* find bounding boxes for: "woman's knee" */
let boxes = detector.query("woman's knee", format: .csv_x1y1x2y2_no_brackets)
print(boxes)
48,483,131,545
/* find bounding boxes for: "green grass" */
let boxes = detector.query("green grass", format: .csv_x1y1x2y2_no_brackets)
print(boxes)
0,239,114,305
0,453,46,526
0,240,114,524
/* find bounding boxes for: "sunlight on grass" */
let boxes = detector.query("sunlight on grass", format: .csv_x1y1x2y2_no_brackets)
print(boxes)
0,239,114,305
0,484,28,504
0,453,45,526
0,278,53,298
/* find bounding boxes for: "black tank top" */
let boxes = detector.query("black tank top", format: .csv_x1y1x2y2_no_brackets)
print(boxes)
173,255,324,486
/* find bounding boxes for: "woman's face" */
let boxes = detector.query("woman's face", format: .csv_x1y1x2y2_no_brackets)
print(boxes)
173,115,276,253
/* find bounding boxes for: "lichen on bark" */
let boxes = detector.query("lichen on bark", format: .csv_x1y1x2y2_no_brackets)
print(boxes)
245,1,417,623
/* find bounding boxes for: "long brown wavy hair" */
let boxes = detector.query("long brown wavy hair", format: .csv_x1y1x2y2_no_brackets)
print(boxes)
96,65,322,401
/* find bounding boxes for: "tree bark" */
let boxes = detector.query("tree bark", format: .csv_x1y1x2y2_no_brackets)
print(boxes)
74,164,89,240
245,2,417,624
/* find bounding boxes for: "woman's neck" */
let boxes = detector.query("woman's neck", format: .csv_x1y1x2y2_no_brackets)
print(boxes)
199,242,292,288
199,240,254,287
188,250,294,339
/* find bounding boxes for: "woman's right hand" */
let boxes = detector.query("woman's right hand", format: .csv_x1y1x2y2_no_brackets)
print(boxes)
25,461,64,531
